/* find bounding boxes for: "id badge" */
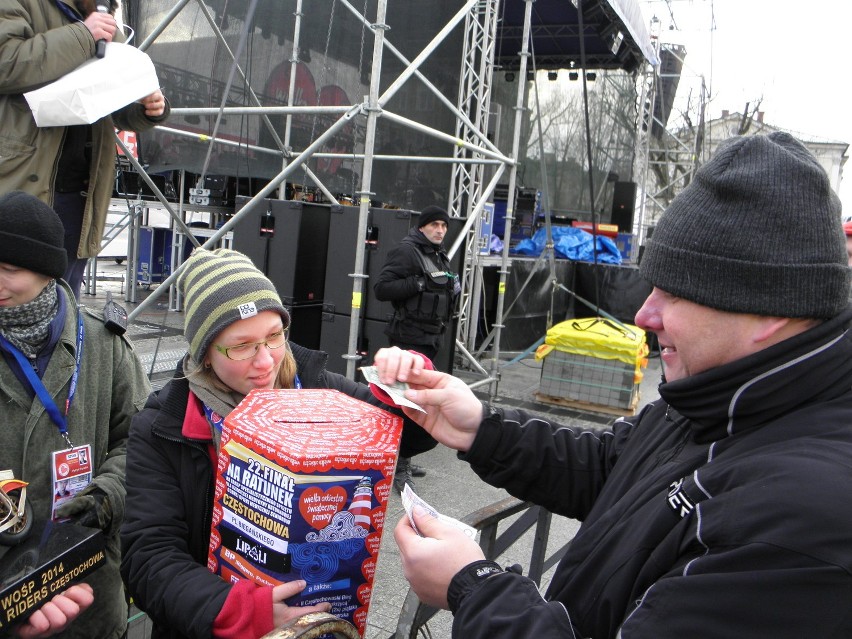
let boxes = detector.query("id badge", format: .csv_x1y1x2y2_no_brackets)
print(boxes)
51,444,93,521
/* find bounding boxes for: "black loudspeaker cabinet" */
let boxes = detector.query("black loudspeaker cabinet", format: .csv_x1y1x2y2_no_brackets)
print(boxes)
611,181,637,232
323,207,465,323
323,206,413,323
573,262,651,325
319,313,390,377
286,302,326,351
320,312,456,377
231,196,330,304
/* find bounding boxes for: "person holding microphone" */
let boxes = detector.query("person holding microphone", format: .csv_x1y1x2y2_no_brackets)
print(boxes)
0,0,169,299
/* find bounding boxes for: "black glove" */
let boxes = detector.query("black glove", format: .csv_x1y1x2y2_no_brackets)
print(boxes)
55,488,112,532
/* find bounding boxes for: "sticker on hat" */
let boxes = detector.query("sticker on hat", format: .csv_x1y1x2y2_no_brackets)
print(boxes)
237,302,258,319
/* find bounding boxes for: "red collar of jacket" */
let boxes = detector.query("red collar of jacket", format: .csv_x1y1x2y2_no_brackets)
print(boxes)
183,392,218,464
182,392,211,439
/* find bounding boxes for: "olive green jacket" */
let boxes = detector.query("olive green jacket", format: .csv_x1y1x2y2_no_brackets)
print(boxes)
0,0,168,258
0,281,151,638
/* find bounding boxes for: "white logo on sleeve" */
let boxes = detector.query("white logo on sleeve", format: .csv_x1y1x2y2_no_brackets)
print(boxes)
237,302,258,319
667,478,695,518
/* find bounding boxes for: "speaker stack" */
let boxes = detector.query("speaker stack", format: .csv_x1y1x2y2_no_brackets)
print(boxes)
231,196,331,350
610,181,637,233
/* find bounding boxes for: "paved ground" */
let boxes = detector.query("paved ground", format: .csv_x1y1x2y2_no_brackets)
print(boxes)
83,259,662,639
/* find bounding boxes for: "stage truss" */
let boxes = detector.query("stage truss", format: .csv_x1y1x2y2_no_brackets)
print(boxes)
120,0,656,399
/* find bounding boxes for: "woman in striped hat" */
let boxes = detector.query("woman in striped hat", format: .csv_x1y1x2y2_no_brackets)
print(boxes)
120,248,428,639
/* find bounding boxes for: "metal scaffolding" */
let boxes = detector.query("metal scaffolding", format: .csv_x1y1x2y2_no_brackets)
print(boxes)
120,0,655,399
126,0,515,382
633,19,708,245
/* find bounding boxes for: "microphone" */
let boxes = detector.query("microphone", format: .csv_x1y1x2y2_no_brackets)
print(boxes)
95,2,109,58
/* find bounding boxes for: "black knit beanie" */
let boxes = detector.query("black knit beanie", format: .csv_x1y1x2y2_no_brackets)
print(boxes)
417,205,450,229
0,191,67,279
178,248,290,362
640,132,849,319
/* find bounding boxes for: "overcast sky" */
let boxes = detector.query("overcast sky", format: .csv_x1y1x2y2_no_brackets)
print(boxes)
644,0,852,213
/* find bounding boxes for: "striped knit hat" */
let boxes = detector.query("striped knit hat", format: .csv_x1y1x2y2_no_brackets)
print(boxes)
178,248,290,361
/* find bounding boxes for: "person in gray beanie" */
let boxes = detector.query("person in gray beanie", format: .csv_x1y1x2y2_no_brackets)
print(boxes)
640,131,849,319
121,248,434,639
369,132,852,638
0,191,151,638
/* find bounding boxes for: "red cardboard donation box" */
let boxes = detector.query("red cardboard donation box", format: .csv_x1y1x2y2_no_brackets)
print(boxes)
208,389,403,636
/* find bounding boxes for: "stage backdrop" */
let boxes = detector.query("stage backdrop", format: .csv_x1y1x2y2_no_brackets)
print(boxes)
128,0,464,212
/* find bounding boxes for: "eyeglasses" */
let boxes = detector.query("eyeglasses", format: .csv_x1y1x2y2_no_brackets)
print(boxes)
213,329,288,361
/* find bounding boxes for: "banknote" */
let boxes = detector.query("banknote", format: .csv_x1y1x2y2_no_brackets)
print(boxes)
360,366,425,412
401,484,477,539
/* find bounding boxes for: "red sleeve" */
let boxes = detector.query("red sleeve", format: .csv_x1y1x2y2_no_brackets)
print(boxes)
369,350,434,406
212,580,274,639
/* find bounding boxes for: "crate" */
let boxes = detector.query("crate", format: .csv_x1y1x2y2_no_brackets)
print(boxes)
136,226,172,285
614,233,635,262
539,349,638,410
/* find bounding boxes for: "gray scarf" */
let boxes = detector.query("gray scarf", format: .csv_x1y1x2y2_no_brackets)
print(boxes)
184,354,247,449
0,280,59,359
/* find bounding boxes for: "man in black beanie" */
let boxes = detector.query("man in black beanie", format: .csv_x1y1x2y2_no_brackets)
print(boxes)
376,132,852,638
374,205,460,491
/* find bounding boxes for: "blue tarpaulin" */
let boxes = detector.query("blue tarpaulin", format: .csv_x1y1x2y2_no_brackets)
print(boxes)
510,227,622,264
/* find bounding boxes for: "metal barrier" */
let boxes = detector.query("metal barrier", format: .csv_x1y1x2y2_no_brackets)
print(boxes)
394,497,572,638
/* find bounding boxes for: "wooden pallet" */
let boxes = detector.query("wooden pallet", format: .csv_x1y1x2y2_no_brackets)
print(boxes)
534,391,639,417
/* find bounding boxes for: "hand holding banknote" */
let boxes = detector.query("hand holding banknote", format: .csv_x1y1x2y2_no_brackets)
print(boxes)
394,486,486,609
372,347,485,453
400,484,477,539
360,365,425,412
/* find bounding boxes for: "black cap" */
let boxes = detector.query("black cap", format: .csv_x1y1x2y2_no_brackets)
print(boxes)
418,205,450,229
0,191,67,279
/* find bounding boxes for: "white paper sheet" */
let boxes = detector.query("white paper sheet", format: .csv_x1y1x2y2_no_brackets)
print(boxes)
24,42,160,127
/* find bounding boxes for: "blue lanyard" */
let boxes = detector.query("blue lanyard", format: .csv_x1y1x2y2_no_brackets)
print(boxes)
53,0,82,23
203,403,226,433
0,312,84,448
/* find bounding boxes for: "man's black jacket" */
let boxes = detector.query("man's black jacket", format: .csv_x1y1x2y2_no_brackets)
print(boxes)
450,307,852,638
